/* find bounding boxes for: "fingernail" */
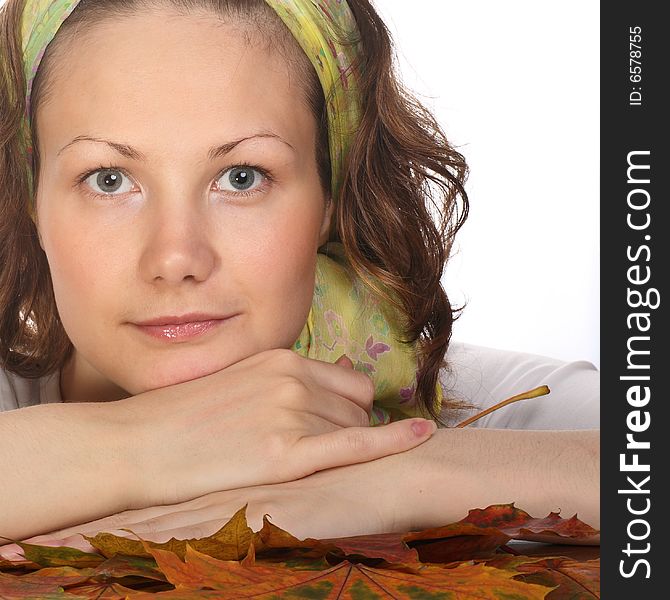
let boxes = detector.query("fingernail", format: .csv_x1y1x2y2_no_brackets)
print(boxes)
411,419,437,437
335,354,353,368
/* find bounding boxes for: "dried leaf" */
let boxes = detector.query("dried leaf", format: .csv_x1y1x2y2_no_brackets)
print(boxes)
319,531,422,566
126,541,552,599
0,503,599,599
14,542,105,569
89,554,167,582
485,555,600,599
0,555,41,572
404,522,512,563
254,515,421,566
0,569,83,598
517,558,599,599
84,504,253,561
461,503,600,543
60,581,150,598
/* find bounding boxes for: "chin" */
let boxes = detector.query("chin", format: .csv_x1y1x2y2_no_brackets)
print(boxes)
136,356,230,392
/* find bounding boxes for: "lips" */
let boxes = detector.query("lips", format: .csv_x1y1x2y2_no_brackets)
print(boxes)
132,313,237,341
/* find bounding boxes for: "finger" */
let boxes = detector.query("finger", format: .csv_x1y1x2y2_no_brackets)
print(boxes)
48,535,97,554
298,418,437,473
0,543,23,561
117,517,236,544
335,354,354,369
26,512,213,551
18,504,182,548
105,510,225,540
291,392,371,429
304,356,375,414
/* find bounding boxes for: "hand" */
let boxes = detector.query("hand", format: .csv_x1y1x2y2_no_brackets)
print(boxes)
120,349,437,509
0,488,271,559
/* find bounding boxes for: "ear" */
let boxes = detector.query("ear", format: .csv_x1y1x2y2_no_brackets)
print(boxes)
30,209,45,251
36,228,45,251
317,197,335,247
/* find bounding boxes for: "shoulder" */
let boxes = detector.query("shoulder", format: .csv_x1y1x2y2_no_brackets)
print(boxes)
438,341,599,430
0,368,61,413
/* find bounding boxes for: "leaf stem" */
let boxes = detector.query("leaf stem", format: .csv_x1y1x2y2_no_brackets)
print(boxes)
454,385,551,428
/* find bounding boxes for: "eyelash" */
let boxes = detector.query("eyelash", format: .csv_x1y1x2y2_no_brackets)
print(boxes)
75,162,274,199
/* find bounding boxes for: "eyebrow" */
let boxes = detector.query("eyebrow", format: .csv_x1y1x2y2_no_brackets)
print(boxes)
57,133,295,161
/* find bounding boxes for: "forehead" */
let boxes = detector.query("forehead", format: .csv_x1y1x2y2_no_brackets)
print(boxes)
37,8,315,156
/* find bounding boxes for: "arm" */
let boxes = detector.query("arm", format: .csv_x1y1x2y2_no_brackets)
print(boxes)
13,427,599,550
0,350,434,545
0,401,136,541
396,427,600,532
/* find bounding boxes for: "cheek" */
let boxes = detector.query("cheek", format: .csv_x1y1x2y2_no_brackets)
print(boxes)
40,215,123,319
240,202,323,339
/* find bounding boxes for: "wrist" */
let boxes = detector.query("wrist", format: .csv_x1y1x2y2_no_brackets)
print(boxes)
388,433,443,532
397,428,601,533
105,396,156,511
393,429,483,532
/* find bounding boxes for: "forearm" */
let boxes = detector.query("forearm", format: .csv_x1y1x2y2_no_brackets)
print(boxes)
0,402,136,542
4,428,599,550
397,428,600,531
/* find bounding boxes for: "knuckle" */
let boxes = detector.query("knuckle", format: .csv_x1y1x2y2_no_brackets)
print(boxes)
269,348,300,369
63,534,85,547
360,374,375,401
358,407,371,427
346,428,374,454
400,423,415,444
263,432,298,481
264,430,294,459
278,375,311,404
101,512,130,531
187,525,208,540
141,518,162,535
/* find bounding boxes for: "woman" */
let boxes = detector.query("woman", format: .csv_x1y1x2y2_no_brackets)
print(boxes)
0,0,598,552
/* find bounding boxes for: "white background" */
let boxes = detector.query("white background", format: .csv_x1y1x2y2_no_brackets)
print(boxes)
375,1,600,367
4,0,600,367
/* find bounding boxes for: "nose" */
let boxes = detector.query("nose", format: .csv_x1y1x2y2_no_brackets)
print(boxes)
138,200,217,285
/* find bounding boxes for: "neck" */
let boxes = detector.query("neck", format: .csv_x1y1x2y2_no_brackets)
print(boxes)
60,351,128,403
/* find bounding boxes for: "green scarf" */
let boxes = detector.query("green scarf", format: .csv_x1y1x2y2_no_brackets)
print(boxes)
295,243,442,424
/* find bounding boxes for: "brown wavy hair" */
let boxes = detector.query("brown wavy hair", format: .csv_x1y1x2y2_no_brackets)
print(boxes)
0,0,469,425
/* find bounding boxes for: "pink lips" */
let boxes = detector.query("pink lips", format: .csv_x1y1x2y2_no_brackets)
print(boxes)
133,313,236,341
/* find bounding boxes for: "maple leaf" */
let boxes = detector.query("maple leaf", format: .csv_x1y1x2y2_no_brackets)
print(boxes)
403,522,512,564
12,541,105,569
484,555,600,599
253,516,421,568
0,504,599,599
0,555,40,572
460,503,600,544
397,504,599,564
124,540,553,599
517,557,600,599
83,505,254,561
0,568,87,599
86,554,167,583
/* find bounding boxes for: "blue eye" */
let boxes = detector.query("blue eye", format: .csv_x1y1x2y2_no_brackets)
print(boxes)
217,166,265,193
84,168,135,195
78,164,270,199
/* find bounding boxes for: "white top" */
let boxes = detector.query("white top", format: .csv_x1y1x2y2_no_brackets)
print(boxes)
0,341,599,430
438,341,599,429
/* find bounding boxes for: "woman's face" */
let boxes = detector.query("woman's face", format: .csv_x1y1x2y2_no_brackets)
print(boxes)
35,9,332,400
